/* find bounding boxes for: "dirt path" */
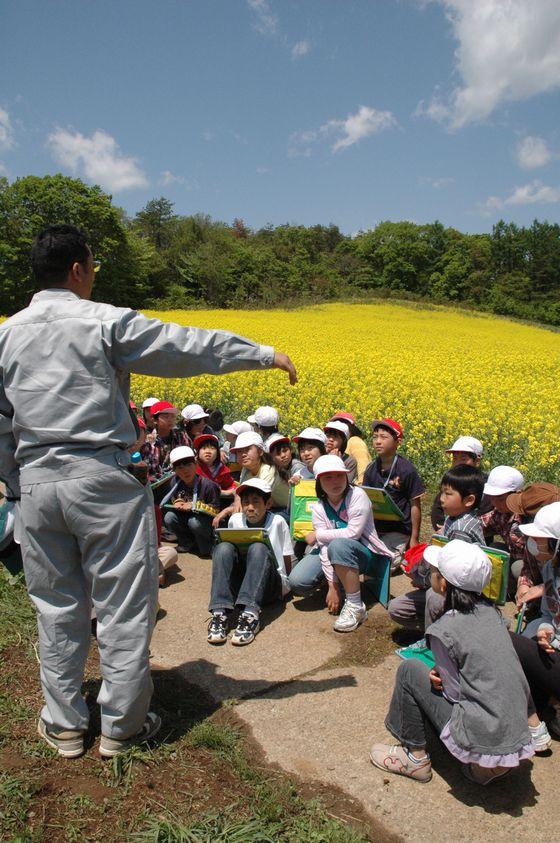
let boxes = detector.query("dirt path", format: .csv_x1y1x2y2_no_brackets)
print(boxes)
151,553,557,842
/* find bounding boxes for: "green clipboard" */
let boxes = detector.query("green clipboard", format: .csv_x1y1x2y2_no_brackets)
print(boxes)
396,642,436,668
289,480,318,540
150,472,174,491
430,533,510,606
215,527,273,553
361,486,404,522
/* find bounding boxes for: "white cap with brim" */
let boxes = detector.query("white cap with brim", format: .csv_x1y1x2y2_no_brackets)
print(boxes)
169,446,196,465
142,397,160,408
519,502,560,539
181,403,209,421
236,478,272,496
483,466,525,496
313,454,351,478
323,420,350,439
231,431,265,451
423,540,492,593
223,421,252,436
293,427,327,445
446,436,483,458
247,406,279,427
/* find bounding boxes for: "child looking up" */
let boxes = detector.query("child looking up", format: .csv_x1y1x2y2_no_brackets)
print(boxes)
371,540,534,785
362,418,425,568
388,463,485,633
207,478,292,646
309,455,391,632
194,433,236,496
161,446,221,556
323,420,358,482
329,411,371,484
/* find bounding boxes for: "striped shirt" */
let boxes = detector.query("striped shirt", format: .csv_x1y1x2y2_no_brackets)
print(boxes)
443,511,484,545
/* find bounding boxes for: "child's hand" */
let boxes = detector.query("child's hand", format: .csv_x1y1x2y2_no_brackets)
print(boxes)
537,628,555,654
326,582,342,614
304,530,316,546
220,449,228,465
289,475,301,486
516,584,544,608
429,669,443,692
174,500,192,511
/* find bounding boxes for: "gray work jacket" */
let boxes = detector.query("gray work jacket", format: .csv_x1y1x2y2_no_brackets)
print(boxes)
0,289,275,497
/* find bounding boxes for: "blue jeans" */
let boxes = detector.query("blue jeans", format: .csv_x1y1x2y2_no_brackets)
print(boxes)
288,548,324,595
163,509,213,556
209,541,281,615
326,537,385,572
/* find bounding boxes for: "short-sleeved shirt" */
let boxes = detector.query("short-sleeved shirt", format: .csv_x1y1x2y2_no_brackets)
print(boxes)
163,474,221,511
362,454,425,535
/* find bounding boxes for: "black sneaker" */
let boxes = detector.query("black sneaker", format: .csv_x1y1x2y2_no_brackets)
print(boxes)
231,612,260,646
207,612,228,645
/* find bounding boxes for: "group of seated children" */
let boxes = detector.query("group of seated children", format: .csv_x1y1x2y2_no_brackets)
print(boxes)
133,397,560,786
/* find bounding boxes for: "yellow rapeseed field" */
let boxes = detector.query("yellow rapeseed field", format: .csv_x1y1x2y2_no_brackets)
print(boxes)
135,302,560,487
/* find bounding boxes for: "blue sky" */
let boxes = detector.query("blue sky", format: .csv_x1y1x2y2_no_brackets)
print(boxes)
1,0,560,234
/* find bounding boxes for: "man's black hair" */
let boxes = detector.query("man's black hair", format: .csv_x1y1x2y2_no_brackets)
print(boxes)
239,487,271,504
31,224,90,288
441,464,484,508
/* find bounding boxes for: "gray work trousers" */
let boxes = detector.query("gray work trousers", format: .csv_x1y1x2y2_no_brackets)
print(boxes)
19,462,159,739
388,587,445,632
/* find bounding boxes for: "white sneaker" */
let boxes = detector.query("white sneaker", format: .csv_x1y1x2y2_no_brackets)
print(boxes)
333,600,367,632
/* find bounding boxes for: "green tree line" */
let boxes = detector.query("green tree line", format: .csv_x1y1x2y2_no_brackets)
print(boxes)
1,174,559,324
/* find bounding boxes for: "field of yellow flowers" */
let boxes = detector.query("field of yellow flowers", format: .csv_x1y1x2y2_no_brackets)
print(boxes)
134,302,560,487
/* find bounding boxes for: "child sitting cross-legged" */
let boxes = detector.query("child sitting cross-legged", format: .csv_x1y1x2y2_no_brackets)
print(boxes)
388,463,486,634
309,454,392,632
207,478,292,646
371,540,535,785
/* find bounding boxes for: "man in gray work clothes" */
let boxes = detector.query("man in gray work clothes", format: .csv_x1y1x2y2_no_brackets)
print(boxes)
0,224,297,759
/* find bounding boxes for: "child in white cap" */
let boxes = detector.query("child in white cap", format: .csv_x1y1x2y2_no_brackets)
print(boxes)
511,502,560,738
290,428,327,482
481,466,526,584
430,436,484,530
207,478,293,646
323,420,358,482
247,406,279,450
371,539,536,785
307,454,391,632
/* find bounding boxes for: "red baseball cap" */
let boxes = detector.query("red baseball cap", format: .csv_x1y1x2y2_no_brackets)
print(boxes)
137,418,146,430
372,417,403,442
330,410,356,425
193,433,220,449
150,400,178,416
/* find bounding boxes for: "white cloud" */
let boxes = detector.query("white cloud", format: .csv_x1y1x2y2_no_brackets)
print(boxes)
419,176,455,189
256,165,271,174
515,135,554,169
288,106,396,157
479,179,560,213
291,40,311,59
419,1,560,129
0,107,14,151
160,170,184,186
322,105,397,152
47,128,148,192
247,0,278,36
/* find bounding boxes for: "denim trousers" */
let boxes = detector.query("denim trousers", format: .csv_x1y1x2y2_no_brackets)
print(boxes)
164,509,213,556
288,548,324,595
326,536,388,573
209,541,281,615
385,657,453,749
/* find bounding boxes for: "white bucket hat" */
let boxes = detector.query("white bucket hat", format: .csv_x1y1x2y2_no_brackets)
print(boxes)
424,540,492,593
446,436,483,458
247,406,279,427
519,502,560,540
181,403,209,421
169,446,196,465
313,454,351,477
483,466,525,496
231,431,265,452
